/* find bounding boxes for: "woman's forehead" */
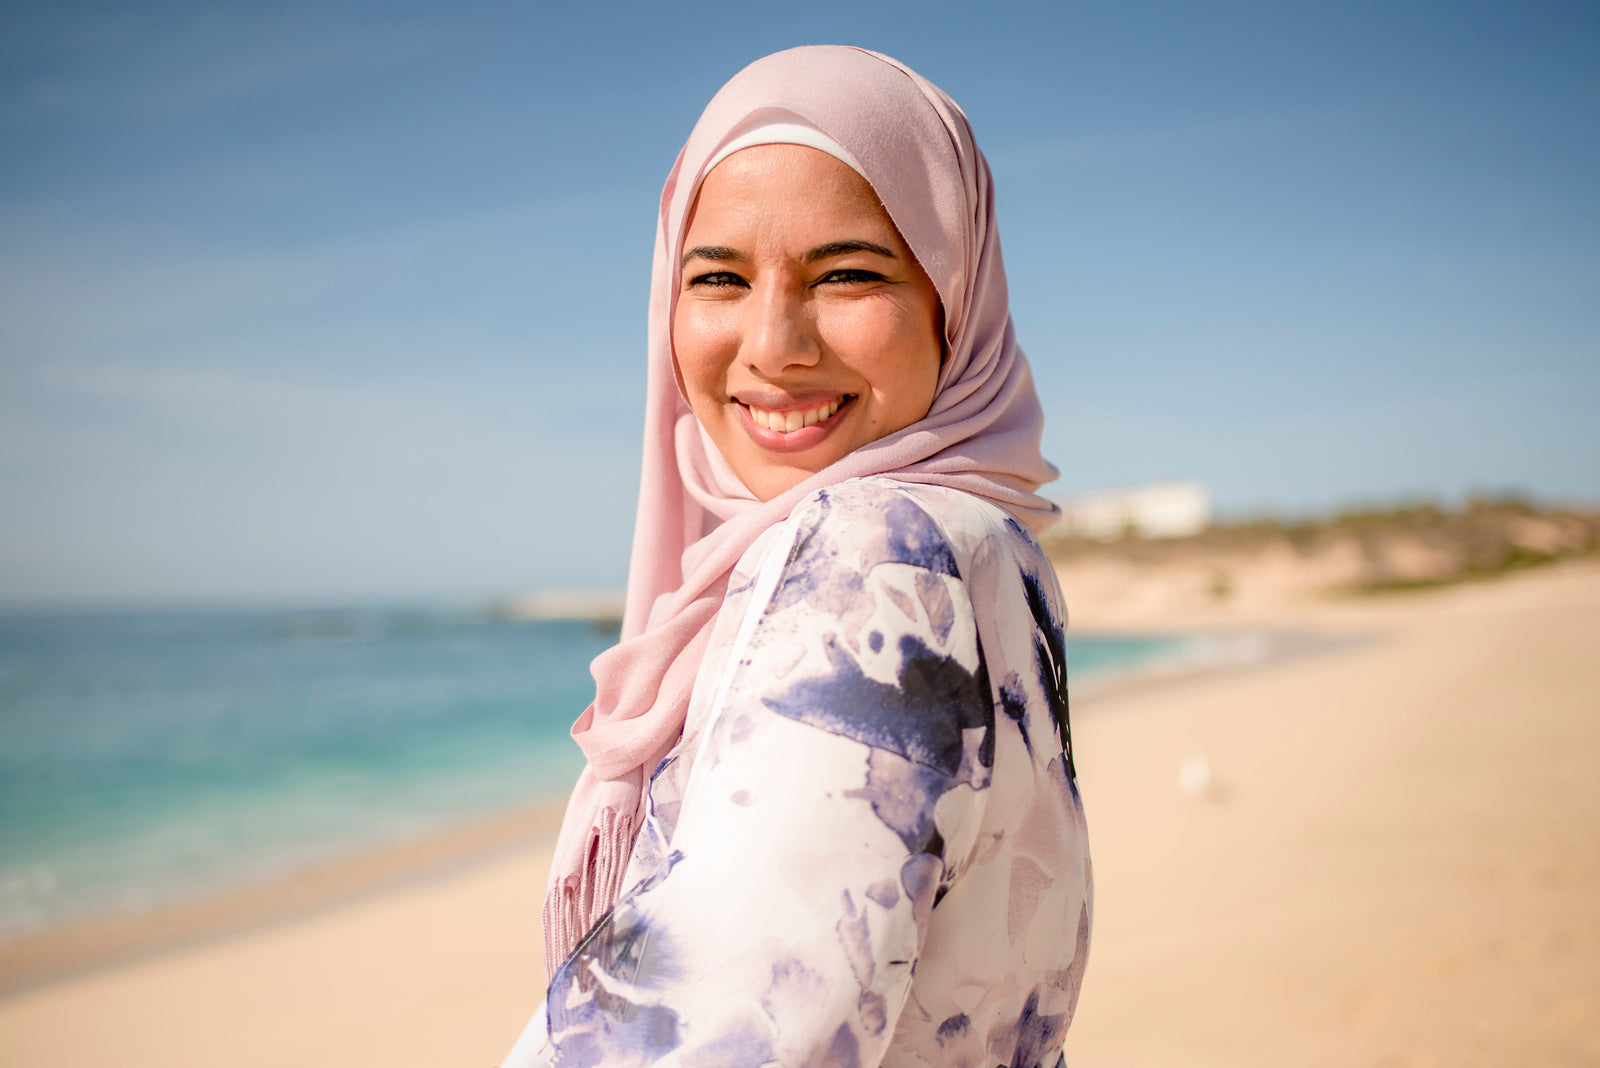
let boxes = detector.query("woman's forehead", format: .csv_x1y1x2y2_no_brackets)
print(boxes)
687,145,894,233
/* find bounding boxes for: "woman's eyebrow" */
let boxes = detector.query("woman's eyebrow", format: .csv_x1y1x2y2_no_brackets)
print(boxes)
805,239,896,262
681,245,746,268
681,239,898,269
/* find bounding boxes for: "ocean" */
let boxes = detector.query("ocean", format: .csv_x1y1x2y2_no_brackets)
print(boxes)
0,606,1198,941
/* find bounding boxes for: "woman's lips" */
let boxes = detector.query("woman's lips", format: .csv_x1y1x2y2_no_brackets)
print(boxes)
734,394,854,452
746,395,844,432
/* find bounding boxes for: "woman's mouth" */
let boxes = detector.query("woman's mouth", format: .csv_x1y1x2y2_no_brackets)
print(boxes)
742,395,849,433
734,394,855,451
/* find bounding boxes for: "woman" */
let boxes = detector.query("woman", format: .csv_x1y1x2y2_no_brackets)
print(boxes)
505,45,1090,1068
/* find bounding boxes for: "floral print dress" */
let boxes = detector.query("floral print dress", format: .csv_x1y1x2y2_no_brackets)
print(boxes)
505,478,1091,1068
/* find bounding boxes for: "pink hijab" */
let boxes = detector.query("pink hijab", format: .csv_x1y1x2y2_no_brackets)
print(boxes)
541,45,1060,978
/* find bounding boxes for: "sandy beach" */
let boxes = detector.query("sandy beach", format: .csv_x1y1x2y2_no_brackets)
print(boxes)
1,562,1596,1066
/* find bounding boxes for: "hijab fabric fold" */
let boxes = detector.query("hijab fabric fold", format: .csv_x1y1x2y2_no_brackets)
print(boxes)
542,45,1061,979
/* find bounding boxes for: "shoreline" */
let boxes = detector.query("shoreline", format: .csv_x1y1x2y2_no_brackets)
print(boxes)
0,800,569,998
1070,624,1375,707
0,624,1287,998
0,622,1317,1000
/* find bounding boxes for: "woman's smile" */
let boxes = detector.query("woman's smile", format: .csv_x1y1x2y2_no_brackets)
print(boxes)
673,143,943,501
733,391,857,453
739,394,850,434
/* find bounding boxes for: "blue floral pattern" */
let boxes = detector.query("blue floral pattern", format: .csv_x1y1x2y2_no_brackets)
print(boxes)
527,478,1091,1067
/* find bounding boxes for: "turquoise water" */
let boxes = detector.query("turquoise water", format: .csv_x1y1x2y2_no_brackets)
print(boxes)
0,607,1190,939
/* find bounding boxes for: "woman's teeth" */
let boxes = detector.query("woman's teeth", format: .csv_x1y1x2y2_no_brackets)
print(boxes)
747,397,844,433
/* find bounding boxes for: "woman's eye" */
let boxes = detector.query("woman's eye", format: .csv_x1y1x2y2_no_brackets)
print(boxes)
818,268,887,286
687,271,746,289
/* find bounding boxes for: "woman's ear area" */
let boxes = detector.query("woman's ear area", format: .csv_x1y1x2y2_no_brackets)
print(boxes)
667,272,691,407
937,302,949,366
666,176,706,409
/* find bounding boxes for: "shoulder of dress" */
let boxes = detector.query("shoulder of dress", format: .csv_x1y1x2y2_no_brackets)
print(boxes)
776,478,978,583
782,477,1045,577
805,480,1070,641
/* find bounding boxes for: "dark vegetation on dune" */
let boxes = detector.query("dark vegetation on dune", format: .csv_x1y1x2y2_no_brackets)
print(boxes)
1042,497,1600,597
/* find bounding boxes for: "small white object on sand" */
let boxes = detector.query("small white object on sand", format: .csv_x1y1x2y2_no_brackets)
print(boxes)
1178,754,1214,799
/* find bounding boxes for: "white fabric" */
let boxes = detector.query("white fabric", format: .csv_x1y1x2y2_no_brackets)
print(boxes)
703,121,866,177
543,479,1091,1066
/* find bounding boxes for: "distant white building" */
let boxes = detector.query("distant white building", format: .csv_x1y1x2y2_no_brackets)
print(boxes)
1053,481,1211,540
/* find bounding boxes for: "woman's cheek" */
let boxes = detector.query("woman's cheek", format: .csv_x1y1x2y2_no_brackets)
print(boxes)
819,302,906,362
859,325,931,386
674,305,729,389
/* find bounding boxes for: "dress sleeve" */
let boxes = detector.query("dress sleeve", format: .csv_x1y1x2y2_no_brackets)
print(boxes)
545,487,997,1068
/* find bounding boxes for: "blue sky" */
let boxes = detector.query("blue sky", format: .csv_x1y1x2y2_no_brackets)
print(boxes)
2,0,1595,604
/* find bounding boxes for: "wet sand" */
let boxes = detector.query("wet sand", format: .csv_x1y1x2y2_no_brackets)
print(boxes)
1,562,1596,1065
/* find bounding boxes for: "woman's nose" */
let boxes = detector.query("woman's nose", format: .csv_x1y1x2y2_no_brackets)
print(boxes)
739,285,819,376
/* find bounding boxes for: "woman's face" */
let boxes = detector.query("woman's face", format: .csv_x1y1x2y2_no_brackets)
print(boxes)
674,144,943,502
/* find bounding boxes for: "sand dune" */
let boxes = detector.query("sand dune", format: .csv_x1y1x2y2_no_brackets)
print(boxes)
1,563,1596,1066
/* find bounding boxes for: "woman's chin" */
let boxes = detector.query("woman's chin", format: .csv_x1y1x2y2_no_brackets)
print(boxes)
721,404,858,500
726,441,851,502
736,456,832,502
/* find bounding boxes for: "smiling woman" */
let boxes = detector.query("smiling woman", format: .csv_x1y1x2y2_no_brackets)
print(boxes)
675,144,943,501
503,46,1090,1068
